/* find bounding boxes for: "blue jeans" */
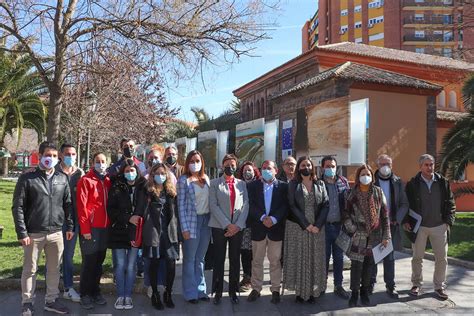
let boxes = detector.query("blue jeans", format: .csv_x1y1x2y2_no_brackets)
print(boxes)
371,250,395,289
182,215,211,300
112,248,139,297
62,225,78,289
325,223,344,287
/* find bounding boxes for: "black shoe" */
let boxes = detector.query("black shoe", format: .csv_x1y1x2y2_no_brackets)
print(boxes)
360,288,371,306
92,294,107,305
152,292,164,310
295,295,305,303
307,296,316,304
188,299,199,304
230,293,239,304
247,290,260,302
386,287,399,299
368,284,374,295
349,291,358,308
163,291,175,308
199,295,210,302
335,286,350,300
271,291,280,304
213,293,221,305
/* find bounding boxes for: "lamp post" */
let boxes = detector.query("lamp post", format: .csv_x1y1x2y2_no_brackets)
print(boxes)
85,90,97,171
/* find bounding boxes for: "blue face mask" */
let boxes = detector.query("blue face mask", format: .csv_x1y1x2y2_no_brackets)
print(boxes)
154,174,167,185
262,169,274,182
324,167,336,178
124,172,137,182
63,156,76,167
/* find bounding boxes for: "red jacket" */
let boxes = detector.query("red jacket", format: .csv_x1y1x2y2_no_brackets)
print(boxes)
76,169,111,234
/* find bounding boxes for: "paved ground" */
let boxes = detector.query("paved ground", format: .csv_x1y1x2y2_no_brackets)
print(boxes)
0,251,473,315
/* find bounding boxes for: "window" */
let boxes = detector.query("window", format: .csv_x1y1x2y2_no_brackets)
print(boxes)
368,1,384,9
369,32,384,41
354,21,362,28
443,30,453,42
415,30,425,38
340,25,349,33
443,14,453,24
415,47,425,53
459,30,464,42
433,30,443,35
368,16,384,25
437,91,446,107
444,47,453,58
449,91,457,108
414,14,424,21
443,0,453,4
415,0,424,3
341,9,349,16
355,37,363,43
354,5,362,13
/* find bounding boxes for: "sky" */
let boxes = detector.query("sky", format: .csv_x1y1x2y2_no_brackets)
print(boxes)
167,0,317,123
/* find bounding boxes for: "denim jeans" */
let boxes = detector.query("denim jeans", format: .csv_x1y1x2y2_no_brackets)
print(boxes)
371,250,395,289
62,225,78,289
182,215,211,300
112,248,139,297
325,223,344,287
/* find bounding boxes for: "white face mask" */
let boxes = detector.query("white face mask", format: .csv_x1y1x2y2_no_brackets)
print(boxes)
359,175,372,185
189,162,202,173
379,165,392,177
95,162,107,175
40,156,59,170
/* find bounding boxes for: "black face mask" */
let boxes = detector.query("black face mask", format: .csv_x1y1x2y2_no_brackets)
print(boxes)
224,166,236,176
166,156,177,165
123,147,134,158
300,168,311,177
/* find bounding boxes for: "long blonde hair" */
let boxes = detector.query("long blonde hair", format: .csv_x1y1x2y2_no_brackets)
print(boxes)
146,163,177,198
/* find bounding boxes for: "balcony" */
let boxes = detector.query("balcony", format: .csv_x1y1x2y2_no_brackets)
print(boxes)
403,16,453,25
403,0,454,7
403,34,454,42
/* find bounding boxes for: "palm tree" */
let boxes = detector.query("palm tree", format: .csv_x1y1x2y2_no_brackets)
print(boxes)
0,50,47,175
191,106,211,125
438,75,474,197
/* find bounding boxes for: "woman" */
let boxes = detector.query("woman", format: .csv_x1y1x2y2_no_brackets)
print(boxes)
236,161,261,291
177,150,211,303
343,164,391,307
132,163,179,310
76,152,111,310
283,156,329,303
107,159,141,310
209,154,249,305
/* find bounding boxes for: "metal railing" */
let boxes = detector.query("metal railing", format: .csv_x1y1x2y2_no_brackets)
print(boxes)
403,0,454,7
403,16,453,25
403,34,454,42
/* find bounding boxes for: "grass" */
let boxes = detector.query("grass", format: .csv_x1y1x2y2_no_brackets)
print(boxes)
0,180,113,279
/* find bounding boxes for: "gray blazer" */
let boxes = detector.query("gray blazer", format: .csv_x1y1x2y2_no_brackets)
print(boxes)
208,176,249,230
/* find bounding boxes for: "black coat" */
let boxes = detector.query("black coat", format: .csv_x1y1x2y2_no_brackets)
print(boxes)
107,176,138,249
287,179,329,229
247,179,289,241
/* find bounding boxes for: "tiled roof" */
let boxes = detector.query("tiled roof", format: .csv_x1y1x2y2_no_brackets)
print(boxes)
437,110,469,122
316,42,474,72
272,62,442,99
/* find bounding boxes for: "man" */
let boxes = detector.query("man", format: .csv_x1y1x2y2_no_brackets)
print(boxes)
320,156,350,299
108,138,146,176
403,154,456,300
247,160,288,304
164,146,184,178
57,144,84,303
12,142,74,315
371,154,409,298
277,156,296,183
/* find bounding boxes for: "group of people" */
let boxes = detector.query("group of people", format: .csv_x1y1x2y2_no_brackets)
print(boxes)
12,138,456,315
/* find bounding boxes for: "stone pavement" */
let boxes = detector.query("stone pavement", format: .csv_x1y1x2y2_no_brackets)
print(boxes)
0,251,473,315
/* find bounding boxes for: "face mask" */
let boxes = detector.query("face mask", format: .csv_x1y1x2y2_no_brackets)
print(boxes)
243,170,254,181
148,158,160,168
300,168,311,177
379,165,392,177
63,156,76,167
224,166,236,176
124,172,137,182
189,162,202,173
154,174,167,184
166,156,177,165
123,147,134,158
41,156,59,170
95,162,107,175
324,167,336,178
262,169,274,182
359,175,372,185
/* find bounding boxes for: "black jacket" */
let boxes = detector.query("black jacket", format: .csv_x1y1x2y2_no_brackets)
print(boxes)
107,176,139,249
403,172,456,243
12,168,73,240
247,179,289,241
287,179,329,229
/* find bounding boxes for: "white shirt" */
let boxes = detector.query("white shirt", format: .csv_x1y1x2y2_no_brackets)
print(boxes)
260,180,277,224
193,183,209,215
378,178,391,217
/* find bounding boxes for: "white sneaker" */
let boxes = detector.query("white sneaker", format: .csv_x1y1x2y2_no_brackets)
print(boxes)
114,297,125,310
147,286,153,299
124,297,133,310
63,288,81,303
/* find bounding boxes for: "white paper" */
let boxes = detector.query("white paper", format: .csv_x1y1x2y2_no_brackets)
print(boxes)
373,239,393,264
408,209,422,233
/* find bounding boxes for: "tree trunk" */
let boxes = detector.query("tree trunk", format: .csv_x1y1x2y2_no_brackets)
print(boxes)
0,157,8,177
46,84,64,144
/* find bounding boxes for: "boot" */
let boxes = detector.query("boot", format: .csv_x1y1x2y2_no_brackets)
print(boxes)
151,292,164,310
163,290,175,308
360,287,371,306
349,290,358,307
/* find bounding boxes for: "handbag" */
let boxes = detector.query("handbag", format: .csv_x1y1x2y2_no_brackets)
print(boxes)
131,216,143,248
335,227,352,254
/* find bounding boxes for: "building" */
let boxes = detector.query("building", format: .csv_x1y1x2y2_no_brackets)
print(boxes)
303,0,474,61
233,42,474,211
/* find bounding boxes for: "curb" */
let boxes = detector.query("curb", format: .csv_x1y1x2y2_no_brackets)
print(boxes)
400,248,474,270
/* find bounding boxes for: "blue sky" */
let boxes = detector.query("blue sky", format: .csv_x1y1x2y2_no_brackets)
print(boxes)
167,0,317,123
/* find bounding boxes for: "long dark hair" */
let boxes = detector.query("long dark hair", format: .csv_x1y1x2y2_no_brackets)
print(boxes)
183,150,207,184
294,156,316,182
236,161,261,181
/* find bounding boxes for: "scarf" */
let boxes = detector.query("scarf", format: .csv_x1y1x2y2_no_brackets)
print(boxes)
355,185,379,233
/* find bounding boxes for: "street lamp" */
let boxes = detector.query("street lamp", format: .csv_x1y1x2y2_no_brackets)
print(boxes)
85,90,97,171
